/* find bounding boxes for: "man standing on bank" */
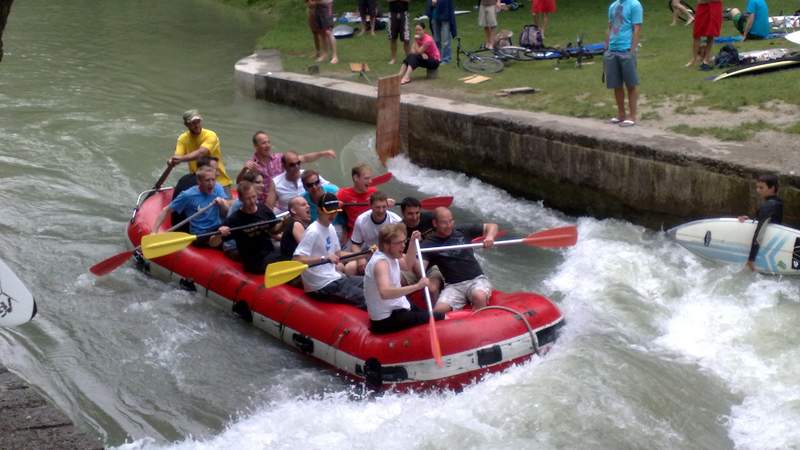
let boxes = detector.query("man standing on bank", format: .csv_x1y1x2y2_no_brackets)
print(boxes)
604,0,643,128
171,110,233,191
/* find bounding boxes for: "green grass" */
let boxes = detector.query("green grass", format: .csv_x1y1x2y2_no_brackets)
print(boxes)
669,120,779,140
227,0,800,121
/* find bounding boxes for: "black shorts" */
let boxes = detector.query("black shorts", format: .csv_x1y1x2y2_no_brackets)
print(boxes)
310,276,366,309
311,3,334,32
388,10,410,41
358,0,378,18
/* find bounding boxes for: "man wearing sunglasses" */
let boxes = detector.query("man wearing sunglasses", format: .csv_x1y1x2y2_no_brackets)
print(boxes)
273,151,334,213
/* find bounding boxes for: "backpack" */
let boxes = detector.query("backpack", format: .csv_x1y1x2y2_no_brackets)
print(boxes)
714,44,740,69
519,24,544,50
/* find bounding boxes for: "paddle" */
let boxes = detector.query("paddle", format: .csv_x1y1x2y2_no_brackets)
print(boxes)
414,238,444,368
343,196,453,210
141,212,288,260
369,171,392,186
89,199,215,276
264,247,375,288
420,225,578,253
470,229,509,243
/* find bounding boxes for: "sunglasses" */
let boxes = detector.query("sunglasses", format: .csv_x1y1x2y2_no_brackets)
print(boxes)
304,179,322,189
285,161,302,168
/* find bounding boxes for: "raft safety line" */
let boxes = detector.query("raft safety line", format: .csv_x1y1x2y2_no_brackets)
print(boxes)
472,305,540,355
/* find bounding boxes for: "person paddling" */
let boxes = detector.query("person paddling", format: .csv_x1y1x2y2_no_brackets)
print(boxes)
151,166,229,248
170,110,232,192
218,181,282,273
417,207,498,313
366,224,445,334
738,174,783,272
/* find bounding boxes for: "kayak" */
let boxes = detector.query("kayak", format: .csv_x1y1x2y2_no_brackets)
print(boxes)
128,189,565,391
0,255,37,328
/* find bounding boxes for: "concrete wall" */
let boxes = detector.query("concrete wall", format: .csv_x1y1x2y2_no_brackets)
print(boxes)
235,51,799,229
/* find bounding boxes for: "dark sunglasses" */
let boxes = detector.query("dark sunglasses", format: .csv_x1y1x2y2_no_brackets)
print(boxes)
285,161,302,168
303,179,322,189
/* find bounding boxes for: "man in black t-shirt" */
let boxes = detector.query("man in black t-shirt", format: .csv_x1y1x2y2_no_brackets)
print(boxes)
418,207,498,313
400,197,443,299
218,181,282,274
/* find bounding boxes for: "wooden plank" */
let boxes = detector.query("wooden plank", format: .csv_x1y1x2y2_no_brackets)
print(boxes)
375,74,401,166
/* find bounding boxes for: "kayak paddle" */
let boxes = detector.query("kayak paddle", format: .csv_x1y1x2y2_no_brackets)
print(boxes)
264,247,375,288
420,225,578,253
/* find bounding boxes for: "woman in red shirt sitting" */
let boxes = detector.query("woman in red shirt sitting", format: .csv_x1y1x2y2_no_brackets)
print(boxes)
399,22,441,85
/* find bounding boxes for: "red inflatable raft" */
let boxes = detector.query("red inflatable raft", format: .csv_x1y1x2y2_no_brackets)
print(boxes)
128,189,565,391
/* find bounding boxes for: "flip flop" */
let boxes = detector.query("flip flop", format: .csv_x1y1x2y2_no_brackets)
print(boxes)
400,79,410,85
619,120,636,127
609,117,622,124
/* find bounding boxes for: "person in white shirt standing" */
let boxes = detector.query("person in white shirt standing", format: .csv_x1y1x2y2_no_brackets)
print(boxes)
365,223,444,334
350,191,402,273
293,193,366,308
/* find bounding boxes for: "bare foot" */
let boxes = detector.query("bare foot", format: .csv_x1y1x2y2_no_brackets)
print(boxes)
670,21,677,26
330,56,338,64
316,53,327,63
400,78,411,85
685,59,697,67
686,16,695,25
389,58,396,64
370,30,375,36
357,29,365,37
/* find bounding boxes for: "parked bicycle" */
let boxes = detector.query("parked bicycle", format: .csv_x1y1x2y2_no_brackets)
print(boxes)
455,37,505,74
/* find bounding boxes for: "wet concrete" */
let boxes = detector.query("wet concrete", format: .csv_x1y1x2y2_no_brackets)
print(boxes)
0,365,102,449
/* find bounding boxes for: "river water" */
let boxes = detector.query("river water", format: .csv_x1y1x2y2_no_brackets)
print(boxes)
2,1,800,449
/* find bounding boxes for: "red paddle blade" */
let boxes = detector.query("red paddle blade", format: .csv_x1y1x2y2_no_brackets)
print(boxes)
89,250,134,276
419,196,453,210
522,225,578,248
470,229,509,244
370,172,393,186
429,314,444,368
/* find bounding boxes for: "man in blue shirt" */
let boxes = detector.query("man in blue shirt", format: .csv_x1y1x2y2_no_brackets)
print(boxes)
732,0,770,40
152,165,229,248
603,0,643,128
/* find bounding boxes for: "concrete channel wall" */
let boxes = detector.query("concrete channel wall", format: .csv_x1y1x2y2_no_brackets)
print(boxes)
235,50,799,229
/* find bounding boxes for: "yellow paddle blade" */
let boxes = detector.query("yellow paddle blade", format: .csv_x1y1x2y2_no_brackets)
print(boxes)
141,232,197,260
265,260,309,288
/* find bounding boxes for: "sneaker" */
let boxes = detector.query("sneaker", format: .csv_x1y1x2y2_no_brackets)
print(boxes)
609,117,622,124
699,63,713,71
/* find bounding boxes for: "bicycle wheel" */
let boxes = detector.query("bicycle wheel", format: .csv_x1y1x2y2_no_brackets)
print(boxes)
462,55,504,74
495,46,537,61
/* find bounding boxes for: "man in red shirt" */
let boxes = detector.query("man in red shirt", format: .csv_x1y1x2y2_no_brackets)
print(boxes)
337,163,395,239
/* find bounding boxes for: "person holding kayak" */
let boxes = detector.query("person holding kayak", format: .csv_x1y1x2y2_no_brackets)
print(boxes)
366,224,445,334
151,165,229,248
417,207,497,313
293,193,366,308
738,174,783,271
218,181,282,273
170,110,232,192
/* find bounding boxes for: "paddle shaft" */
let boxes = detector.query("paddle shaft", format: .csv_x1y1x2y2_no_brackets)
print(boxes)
141,164,175,203
342,196,452,209
414,238,444,367
419,238,528,253
307,247,374,268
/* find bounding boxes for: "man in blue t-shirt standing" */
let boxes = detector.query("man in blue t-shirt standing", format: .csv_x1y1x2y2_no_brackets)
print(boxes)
732,0,770,40
603,0,643,128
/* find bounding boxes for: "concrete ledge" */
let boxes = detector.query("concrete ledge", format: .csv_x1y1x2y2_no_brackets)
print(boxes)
234,51,799,228
0,366,103,449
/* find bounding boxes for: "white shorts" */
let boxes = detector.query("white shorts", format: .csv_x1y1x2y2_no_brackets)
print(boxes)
437,275,492,310
478,5,498,28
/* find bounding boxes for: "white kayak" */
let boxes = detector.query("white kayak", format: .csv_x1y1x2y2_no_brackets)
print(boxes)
787,30,800,45
0,256,37,327
668,218,800,275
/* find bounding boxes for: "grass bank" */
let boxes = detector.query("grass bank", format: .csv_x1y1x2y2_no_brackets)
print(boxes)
228,0,800,125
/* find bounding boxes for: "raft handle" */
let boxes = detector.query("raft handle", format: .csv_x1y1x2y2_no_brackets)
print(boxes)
472,305,541,355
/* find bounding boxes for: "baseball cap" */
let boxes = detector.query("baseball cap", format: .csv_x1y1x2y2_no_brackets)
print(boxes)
318,192,342,214
182,109,203,123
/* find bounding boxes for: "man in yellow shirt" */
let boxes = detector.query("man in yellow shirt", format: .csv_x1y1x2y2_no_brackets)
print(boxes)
170,109,232,188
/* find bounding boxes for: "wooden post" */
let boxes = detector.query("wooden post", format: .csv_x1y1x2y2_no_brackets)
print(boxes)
375,74,401,166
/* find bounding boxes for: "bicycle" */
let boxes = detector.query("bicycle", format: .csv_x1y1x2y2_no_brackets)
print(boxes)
455,37,505,74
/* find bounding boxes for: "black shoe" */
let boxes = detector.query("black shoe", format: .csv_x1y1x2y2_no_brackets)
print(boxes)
699,63,713,71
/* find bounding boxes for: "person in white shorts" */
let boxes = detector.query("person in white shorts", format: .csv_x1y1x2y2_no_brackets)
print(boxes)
478,0,504,49
417,207,498,313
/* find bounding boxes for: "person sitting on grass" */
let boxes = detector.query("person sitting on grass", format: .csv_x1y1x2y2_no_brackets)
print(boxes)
398,22,441,85
366,224,445,334
731,0,770,41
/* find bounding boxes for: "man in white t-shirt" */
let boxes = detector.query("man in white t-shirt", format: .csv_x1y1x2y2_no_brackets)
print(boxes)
273,151,333,213
293,193,366,309
350,191,401,274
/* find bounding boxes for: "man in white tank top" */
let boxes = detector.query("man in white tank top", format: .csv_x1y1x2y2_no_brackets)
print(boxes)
351,191,401,273
365,223,444,334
